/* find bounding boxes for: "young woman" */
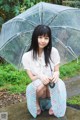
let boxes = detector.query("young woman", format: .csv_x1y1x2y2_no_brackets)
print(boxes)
22,25,67,118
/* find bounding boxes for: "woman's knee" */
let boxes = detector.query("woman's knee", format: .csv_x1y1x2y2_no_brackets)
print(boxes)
37,84,46,93
26,82,34,93
36,85,46,97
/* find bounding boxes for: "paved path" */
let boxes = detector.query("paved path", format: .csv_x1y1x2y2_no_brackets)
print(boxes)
64,75,80,98
0,75,80,120
0,102,80,120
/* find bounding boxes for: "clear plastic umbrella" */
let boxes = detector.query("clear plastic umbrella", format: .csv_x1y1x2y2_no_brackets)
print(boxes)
0,2,80,69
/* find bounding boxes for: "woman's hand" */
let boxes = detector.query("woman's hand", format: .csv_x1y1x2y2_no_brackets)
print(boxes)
41,76,51,85
38,74,50,85
51,71,59,83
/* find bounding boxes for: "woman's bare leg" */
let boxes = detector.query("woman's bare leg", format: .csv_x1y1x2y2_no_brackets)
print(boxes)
36,84,54,115
46,85,50,98
36,84,47,115
46,85,54,115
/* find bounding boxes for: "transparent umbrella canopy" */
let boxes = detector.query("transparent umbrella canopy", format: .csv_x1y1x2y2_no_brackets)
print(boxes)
0,2,80,69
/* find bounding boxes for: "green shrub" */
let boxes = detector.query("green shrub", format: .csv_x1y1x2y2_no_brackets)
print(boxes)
0,62,31,87
7,84,26,93
63,0,80,8
60,59,80,79
67,95,80,105
0,79,5,86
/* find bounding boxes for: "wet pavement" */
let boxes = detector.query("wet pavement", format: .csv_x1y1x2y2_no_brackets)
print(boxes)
64,75,80,98
0,102,80,120
0,75,80,120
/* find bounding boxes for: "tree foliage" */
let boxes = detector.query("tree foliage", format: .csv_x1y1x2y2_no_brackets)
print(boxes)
63,0,80,8
0,0,62,25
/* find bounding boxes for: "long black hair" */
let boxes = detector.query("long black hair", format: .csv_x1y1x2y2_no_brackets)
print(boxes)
29,25,52,66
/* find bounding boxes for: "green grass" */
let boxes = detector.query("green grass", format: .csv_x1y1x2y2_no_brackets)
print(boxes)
67,95,80,105
60,59,80,79
0,62,31,93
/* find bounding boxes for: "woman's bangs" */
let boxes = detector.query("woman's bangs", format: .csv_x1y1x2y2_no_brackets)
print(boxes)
38,27,50,37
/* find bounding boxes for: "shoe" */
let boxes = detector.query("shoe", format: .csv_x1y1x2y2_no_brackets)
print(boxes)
49,107,54,115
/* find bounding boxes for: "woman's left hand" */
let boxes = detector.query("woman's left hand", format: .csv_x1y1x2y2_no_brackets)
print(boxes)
51,71,59,83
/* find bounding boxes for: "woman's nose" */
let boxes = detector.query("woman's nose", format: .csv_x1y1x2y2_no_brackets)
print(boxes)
41,38,45,42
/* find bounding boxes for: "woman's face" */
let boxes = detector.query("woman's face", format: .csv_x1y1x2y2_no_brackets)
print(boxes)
38,35,49,49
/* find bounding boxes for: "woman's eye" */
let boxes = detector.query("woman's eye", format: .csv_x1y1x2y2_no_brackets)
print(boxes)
38,36,49,40
45,37,49,40
38,36,42,38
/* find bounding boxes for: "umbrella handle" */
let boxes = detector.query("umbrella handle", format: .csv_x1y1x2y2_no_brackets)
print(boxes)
49,82,55,88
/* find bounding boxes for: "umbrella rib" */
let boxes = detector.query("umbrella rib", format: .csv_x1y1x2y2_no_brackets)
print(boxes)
0,30,33,51
47,9,80,26
66,46,78,63
5,18,37,27
54,37,78,62
39,2,43,24
4,18,26,25
0,31,32,69
46,14,58,26
26,19,37,27
50,26,80,31
0,34,18,51
19,43,31,69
